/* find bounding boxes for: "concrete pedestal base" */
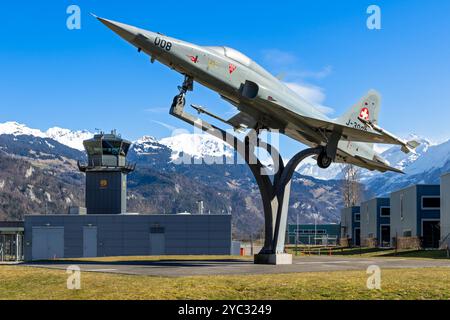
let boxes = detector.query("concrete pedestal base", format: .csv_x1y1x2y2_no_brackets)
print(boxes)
254,253,293,265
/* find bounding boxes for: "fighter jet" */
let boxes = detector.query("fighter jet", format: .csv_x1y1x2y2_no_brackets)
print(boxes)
94,15,419,173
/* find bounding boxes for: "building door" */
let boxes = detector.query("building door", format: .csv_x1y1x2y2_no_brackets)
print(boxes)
83,226,97,258
150,232,165,255
380,225,391,247
31,227,64,261
422,220,440,248
354,228,361,246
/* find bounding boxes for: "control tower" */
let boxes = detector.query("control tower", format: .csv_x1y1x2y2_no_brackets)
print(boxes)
78,130,135,215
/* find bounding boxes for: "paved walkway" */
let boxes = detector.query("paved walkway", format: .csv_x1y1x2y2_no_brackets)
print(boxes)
24,256,450,277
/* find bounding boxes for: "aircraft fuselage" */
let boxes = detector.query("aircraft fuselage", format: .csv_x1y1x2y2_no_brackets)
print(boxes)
96,17,390,171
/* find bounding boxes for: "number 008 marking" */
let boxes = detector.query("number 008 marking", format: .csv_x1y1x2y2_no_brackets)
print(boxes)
154,37,172,51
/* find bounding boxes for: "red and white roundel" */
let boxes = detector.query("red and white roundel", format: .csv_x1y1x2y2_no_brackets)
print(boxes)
359,107,370,120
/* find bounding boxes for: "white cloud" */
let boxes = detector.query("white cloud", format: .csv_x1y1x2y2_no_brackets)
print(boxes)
260,48,334,115
284,82,334,115
150,120,177,132
261,49,332,80
261,49,298,66
294,65,333,80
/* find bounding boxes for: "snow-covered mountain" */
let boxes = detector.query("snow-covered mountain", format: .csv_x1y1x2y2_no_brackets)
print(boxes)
2,121,450,191
0,121,350,235
0,122,93,151
2,120,450,234
405,139,450,175
0,122,47,138
380,136,432,172
159,133,234,161
0,121,235,161
45,127,93,151
295,158,342,180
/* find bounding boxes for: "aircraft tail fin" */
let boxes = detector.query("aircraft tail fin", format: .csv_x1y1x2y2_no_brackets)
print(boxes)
337,90,381,128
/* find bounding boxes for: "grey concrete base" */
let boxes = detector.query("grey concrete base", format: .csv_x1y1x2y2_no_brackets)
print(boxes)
254,253,293,265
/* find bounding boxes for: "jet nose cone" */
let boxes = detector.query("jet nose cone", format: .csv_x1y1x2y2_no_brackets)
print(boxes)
94,15,139,42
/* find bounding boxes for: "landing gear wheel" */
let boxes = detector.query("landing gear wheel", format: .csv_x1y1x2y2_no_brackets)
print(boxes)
317,152,332,169
171,93,186,114
173,93,185,107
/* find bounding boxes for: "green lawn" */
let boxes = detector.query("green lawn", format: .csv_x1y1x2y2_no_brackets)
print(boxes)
1,265,450,300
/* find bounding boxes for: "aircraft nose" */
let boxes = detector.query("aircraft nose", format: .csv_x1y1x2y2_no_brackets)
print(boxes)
93,14,139,42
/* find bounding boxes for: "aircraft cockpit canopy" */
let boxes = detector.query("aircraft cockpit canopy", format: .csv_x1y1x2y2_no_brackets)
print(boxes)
205,45,279,83
205,46,251,66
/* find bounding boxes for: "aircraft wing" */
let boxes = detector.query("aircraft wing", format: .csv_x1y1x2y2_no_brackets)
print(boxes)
349,154,404,174
300,115,400,145
260,89,419,153
261,97,400,145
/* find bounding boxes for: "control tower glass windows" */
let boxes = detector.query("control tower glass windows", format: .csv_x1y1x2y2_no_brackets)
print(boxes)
84,140,102,156
102,140,122,156
121,142,131,156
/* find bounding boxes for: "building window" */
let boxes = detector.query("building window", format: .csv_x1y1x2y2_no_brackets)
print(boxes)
355,213,361,222
380,207,390,217
403,230,412,237
422,196,440,210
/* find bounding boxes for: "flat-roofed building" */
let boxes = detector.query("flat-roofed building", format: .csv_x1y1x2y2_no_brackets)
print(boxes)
390,185,440,249
360,198,391,248
24,213,232,261
287,223,340,246
340,206,361,247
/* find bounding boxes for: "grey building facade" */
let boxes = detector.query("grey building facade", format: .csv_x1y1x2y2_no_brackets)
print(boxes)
390,184,440,249
24,214,232,261
360,198,390,247
340,206,361,246
441,173,450,247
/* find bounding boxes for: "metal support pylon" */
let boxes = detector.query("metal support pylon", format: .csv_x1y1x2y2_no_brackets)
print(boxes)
170,97,323,258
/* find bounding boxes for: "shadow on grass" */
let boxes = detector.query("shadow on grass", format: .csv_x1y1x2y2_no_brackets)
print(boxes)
381,249,449,259
25,258,252,267
293,246,450,259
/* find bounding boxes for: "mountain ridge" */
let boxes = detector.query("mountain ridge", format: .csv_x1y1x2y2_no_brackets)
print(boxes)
1,120,449,237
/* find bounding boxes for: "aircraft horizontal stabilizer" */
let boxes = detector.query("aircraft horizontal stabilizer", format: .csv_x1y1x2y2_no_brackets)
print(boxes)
353,155,405,174
401,140,421,154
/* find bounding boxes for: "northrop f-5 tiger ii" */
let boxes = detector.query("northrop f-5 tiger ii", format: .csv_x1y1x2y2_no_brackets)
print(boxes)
95,15,419,174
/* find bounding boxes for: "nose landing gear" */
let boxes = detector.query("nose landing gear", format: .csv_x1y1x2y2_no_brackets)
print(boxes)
171,75,193,112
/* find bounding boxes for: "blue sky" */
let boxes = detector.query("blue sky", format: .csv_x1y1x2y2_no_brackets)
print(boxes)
1,1,450,157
